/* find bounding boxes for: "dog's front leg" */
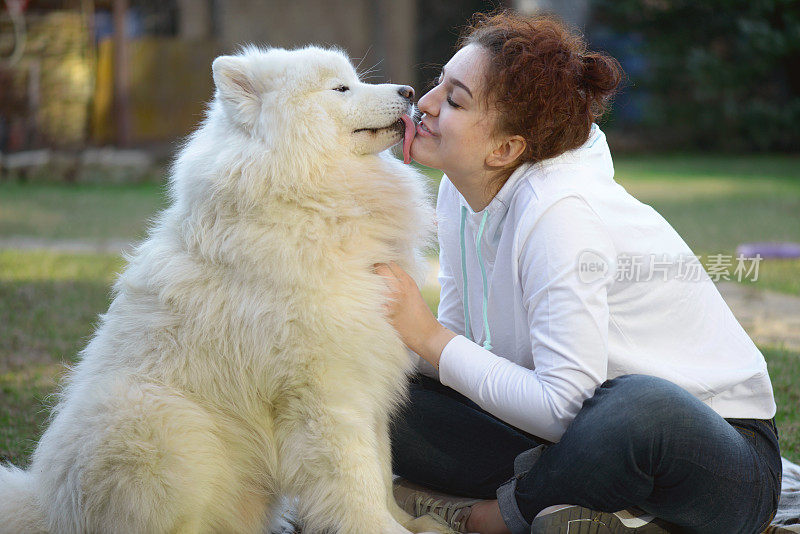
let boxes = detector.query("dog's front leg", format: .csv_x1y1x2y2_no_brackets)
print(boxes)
375,410,415,525
287,411,412,534
375,411,457,534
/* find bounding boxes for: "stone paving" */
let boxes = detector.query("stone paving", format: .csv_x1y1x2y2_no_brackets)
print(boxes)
716,281,800,351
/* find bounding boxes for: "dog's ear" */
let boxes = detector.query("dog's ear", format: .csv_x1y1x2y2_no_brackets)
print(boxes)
212,56,262,125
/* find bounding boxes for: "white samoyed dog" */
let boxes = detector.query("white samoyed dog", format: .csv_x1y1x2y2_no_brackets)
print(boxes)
0,45,451,534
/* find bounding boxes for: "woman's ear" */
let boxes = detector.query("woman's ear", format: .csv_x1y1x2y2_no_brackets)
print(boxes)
486,135,526,168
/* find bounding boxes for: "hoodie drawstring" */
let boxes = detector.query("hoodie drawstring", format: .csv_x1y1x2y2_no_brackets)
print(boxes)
459,206,472,342
475,209,493,351
459,205,493,351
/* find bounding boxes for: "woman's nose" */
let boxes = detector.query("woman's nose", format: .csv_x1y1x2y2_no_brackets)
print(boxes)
417,88,437,116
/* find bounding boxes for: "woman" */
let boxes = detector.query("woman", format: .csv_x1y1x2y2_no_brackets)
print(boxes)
375,11,781,534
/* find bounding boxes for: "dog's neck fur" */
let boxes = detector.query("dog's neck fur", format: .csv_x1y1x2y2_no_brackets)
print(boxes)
162,112,433,279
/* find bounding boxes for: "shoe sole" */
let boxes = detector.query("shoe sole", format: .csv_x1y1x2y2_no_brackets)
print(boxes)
531,506,673,533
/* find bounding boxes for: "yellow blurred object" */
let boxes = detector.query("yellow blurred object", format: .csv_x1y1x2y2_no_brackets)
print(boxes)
92,37,219,144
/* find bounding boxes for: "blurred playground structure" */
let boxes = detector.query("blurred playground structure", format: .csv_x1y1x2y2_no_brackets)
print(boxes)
0,0,797,182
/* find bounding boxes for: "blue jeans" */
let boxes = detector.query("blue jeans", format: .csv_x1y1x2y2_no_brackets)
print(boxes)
391,373,781,534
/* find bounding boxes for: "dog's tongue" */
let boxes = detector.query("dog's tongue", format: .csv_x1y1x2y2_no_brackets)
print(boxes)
400,114,416,164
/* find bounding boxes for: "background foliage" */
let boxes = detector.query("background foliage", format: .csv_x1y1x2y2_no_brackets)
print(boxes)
592,0,800,151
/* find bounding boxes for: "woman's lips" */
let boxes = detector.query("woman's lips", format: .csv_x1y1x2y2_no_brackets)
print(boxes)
417,121,436,137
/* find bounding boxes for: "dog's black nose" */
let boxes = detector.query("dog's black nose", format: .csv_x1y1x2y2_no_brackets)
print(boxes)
398,85,414,100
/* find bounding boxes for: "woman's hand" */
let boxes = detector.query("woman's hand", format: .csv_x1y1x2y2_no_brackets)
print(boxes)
373,262,456,368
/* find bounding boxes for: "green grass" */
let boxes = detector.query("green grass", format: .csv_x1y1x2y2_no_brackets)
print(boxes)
613,153,800,182
0,250,124,464
615,155,800,251
0,182,168,241
614,156,800,296
738,259,800,296
764,346,800,462
2,154,798,257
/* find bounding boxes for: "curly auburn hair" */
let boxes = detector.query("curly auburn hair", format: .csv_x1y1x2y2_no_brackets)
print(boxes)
459,11,623,183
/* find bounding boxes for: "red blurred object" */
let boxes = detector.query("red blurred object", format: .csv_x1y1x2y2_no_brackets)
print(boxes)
5,0,29,15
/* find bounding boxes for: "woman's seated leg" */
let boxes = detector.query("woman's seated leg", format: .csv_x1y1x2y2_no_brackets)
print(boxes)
391,374,543,499
499,374,781,534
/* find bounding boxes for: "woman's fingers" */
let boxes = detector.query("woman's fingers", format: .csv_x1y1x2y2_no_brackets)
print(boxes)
384,261,401,278
373,263,401,319
374,263,397,287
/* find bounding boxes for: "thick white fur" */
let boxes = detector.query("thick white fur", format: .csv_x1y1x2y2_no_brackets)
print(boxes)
0,45,449,534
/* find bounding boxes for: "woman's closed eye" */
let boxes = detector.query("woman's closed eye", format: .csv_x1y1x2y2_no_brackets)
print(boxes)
428,72,461,108
446,96,461,109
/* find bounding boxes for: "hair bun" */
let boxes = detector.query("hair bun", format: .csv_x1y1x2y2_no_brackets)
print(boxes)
581,53,623,96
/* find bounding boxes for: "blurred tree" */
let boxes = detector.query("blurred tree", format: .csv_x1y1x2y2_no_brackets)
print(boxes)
592,0,800,152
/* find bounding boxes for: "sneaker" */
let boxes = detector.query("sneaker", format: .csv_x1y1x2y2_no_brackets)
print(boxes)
763,526,800,533
531,504,674,533
393,478,482,533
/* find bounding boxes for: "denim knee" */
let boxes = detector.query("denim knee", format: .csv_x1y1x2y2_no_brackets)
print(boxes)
602,373,686,396
600,374,696,409
580,374,704,436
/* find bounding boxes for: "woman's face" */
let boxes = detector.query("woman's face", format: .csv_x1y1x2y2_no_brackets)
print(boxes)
411,44,500,177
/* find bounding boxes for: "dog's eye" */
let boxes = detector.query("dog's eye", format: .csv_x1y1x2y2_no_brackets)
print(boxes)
333,85,350,92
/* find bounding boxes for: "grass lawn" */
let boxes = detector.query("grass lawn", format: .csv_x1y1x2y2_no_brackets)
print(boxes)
0,250,125,464
615,154,800,250
1,154,799,466
0,181,168,241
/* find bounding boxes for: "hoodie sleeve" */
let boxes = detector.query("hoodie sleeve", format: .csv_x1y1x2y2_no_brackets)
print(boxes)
438,195,617,443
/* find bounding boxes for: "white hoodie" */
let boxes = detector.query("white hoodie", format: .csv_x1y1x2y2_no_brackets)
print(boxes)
425,124,776,443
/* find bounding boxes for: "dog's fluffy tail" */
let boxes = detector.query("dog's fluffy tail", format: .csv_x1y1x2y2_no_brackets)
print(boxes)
0,464,47,533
